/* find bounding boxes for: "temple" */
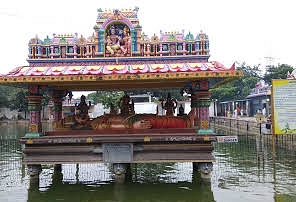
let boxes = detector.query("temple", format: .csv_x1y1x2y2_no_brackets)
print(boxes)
27,8,209,59
0,8,242,178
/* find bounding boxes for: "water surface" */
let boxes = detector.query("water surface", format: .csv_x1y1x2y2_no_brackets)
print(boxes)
0,123,296,202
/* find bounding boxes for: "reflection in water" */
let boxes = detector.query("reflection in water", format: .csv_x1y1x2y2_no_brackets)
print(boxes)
213,129,296,201
27,163,214,202
1,124,296,202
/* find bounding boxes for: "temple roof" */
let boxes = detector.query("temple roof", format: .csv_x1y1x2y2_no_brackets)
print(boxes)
0,61,242,91
1,8,242,92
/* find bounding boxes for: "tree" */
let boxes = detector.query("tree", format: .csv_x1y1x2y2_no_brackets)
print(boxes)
87,88,190,111
87,91,124,110
41,93,51,120
9,90,28,119
210,63,261,102
0,88,9,108
263,64,294,85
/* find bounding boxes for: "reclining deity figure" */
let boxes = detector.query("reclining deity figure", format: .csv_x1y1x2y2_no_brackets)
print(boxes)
89,91,195,130
57,93,196,131
90,110,195,130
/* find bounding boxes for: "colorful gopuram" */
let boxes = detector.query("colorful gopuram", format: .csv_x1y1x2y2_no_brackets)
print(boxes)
27,8,209,59
0,8,242,178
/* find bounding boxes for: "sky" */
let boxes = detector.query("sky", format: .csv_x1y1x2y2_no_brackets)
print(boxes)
1,0,295,76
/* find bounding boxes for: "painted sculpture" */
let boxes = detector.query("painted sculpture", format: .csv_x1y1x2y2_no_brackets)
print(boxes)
118,92,135,115
27,8,209,59
90,111,194,130
55,93,194,131
73,95,91,129
161,93,178,116
105,25,131,56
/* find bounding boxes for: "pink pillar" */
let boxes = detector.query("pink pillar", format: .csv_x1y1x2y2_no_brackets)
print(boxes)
50,46,54,59
189,80,213,134
74,45,77,58
52,90,66,122
26,85,43,135
192,91,212,131
147,44,151,56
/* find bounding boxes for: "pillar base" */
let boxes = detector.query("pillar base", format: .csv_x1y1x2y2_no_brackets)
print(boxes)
112,163,132,183
54,164,62,172
27,164,42,177
193,162,213,181
199,162,213,180
113,163,128,175
25,132,43,137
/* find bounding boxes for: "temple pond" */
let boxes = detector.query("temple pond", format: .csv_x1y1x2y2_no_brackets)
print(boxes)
0,123,296,202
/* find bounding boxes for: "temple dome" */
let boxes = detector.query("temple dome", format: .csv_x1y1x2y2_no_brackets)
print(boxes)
29,35,42,45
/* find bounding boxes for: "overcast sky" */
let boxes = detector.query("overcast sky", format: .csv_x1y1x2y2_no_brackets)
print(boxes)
1,0,295,75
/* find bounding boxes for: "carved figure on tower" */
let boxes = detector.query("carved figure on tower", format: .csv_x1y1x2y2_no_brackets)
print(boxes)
105,25,121,55
105,24,131,57
120,26,131,55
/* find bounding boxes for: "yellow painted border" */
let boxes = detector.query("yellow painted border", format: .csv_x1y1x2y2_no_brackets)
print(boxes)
0,71,243,84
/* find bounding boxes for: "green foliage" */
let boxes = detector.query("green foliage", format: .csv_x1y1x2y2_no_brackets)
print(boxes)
42,93,51,106
150,89,189,101
211,63,295,102
211,63,261,102
87,91,124,110
280,123,296,134
0,86,51,117
0,86,12,107
275,194,296,202
211,86,238,101
0,86,29,111
263,64,294,85
9,90,28,112
87,88,189,110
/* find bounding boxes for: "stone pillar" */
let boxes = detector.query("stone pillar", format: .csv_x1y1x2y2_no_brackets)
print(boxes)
190,80,214,134
147,44,151,56
50,46,54,58
74,45,77,58
193,91,212,134
52,90,66,122
26,85,43,137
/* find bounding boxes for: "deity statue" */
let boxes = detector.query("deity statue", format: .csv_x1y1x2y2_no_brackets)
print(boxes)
120,26,131,55
90,110,195,130
73,95,91,129
161,93,178,116
105,25,121,55
57,106,196,131
118,92,134,115
178,104,185,116
105,24,131,56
